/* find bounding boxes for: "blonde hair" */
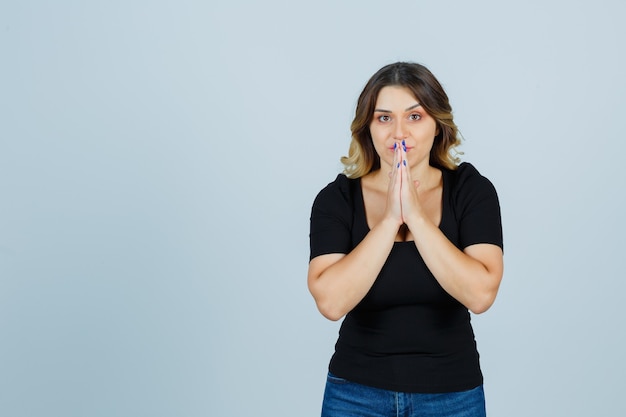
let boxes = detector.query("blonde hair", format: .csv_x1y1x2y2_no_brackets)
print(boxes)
341,62,462,178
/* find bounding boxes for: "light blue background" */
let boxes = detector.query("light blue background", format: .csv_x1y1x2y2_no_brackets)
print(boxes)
1,1,625,416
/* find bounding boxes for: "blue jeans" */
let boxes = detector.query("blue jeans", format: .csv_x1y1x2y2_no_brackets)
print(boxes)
321,373,486,417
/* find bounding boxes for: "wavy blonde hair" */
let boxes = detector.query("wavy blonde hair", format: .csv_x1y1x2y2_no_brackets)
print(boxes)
341,62,462,178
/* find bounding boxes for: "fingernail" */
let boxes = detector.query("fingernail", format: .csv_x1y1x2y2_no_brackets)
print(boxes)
393,143,397,150
397,162,400,168
403,160,407,166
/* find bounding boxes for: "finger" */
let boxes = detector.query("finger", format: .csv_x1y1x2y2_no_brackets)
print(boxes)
400,140,409,184
389,143,402,211
390,144,403,199
388,143,399,189
401,139,409,167
393,142,399,167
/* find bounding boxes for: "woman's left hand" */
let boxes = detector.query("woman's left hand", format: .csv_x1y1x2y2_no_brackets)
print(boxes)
396,143,503,314
398,143,426,225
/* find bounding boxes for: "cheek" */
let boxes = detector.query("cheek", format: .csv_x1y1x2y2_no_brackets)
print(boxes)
369,124,383,138
369,129,386,147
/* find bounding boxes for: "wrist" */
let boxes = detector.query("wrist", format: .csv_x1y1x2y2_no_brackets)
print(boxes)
404,212,429,231
379,216,403,233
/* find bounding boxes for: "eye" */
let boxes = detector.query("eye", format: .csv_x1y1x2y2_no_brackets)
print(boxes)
408,113,421,121
377,115,391,122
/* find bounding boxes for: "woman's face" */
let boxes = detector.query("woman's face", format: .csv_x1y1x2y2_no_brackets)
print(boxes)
369,85,438,170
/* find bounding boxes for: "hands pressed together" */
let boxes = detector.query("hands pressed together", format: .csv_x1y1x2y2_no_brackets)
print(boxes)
309,139,503,319
385,140,427,230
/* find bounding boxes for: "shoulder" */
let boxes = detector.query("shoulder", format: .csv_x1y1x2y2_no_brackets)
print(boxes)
445,162,500,215
447,163,503,249
310,174,358,234
313,174,357,208
447,162,498,195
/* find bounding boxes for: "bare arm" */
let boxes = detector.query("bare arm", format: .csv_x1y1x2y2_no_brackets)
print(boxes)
308,146,404,321
307,217,399,321
407,217,503,314
399,147,503,314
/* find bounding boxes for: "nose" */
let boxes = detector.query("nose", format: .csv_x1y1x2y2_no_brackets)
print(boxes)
393,120,407,140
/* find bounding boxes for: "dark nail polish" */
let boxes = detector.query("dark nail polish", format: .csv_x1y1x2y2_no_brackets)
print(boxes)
403,160,407,166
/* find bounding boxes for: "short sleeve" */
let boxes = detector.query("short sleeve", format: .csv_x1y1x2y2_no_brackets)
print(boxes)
453,163,503,251
309,174,354,260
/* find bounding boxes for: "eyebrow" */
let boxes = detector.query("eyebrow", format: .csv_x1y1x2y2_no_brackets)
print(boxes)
374,103,422,113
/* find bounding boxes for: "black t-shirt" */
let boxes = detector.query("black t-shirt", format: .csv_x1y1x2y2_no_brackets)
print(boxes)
309,162,503,393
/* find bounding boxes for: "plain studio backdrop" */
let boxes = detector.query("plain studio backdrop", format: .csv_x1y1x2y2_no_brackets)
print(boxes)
1,1,624,416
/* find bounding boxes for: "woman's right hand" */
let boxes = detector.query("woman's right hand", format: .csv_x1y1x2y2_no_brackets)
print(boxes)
308,143,407,321
385,143,404,226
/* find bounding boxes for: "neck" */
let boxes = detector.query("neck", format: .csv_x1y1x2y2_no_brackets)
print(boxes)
411,164,441,190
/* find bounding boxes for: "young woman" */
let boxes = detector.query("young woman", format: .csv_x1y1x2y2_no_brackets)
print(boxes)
308,62,503,417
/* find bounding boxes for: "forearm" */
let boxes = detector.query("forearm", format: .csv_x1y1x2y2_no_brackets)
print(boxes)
407,216,503,314
308,217,399,321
